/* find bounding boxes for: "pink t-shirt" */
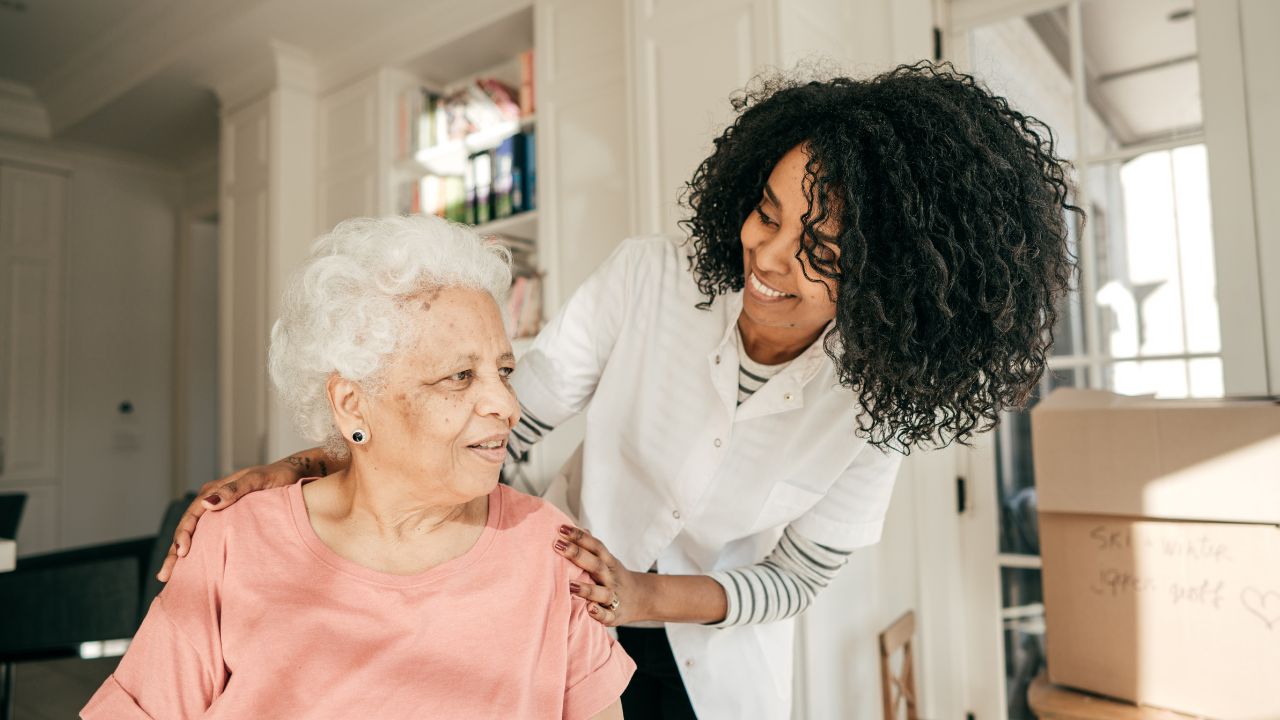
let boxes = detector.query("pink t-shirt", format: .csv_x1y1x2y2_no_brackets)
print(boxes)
83,482,634,719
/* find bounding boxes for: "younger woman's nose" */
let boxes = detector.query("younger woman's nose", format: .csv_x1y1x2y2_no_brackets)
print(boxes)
753,232,796,276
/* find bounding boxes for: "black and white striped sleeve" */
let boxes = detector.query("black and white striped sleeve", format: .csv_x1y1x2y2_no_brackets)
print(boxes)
506,402,555,463
503,403,559,496
708,525,854,627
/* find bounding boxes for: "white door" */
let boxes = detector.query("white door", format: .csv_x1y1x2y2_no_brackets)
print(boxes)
0,162,67,556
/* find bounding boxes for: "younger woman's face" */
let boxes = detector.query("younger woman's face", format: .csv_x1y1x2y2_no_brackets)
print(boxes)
738,144,841,338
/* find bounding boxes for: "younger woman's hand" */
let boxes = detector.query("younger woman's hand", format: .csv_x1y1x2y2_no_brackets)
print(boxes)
554,525,649,627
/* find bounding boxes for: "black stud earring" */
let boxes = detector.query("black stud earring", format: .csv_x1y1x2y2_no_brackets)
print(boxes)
352,429,368,444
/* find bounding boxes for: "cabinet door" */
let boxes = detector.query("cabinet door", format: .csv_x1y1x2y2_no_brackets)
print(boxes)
628,0,776,236
220,99,271,473
0,163,67,555
524,0,633,491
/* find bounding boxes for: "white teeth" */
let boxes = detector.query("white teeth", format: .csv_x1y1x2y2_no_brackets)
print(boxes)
473,440,504,449
750,272,790,299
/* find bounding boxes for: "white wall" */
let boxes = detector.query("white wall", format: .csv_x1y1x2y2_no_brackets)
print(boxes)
60,151,181,547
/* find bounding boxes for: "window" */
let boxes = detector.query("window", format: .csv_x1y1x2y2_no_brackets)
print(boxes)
951,2,1237,717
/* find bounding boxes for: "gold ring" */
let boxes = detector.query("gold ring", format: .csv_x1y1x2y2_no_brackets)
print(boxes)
608,596,620,611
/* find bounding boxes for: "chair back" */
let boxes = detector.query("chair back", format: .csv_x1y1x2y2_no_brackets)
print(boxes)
879,610,919,720
141,493,196,616
0,493,25,540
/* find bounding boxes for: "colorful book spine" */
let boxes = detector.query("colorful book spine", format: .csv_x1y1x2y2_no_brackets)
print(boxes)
522,129,536,211
493,137,515,219
519,49,535,117
473,152,493,225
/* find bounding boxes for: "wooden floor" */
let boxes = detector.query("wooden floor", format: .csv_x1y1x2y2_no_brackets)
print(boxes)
10,656,119,720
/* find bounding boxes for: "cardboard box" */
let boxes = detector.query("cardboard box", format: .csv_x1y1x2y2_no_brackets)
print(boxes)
1032,389,1280,720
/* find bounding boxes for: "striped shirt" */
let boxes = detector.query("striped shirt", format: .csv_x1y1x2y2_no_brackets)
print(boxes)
708,526,851,627
506,364,854,629
735,329,787,405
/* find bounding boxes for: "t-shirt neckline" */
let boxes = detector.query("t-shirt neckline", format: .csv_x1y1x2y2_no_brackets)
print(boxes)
287,479,503,588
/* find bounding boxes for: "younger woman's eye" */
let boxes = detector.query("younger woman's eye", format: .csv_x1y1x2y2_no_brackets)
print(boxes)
755,204,777,227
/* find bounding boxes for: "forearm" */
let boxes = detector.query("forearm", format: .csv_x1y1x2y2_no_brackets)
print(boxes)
709,526,853,627
278,446,347,478
632,572,728,625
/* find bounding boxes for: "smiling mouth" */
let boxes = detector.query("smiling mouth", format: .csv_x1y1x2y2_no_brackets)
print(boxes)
748,271,795,300
466,437,508,465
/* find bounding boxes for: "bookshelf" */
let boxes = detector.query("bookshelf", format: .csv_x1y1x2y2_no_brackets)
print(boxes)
386,6,543,342
476,209,538,242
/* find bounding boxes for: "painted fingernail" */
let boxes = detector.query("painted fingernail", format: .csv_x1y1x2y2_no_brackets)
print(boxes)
554,540,568,552
204,494,222,506
588,605,600,615
570,582,581,594
559,525,573,536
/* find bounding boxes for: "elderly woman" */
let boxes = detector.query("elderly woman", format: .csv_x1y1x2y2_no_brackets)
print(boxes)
82,216,633,719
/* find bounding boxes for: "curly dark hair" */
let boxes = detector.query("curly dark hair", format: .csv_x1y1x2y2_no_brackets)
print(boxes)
680,61,1081,452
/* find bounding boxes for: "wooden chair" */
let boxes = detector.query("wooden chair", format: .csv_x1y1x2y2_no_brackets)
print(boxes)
879,610,919,720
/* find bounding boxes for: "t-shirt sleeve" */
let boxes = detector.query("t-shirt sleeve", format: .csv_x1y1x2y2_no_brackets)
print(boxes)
511,238,651,430
789,443,904,549
562,574,636,720
81,515,228,719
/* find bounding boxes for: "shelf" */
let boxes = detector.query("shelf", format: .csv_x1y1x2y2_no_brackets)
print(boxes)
403,115,534,177
400,6,533,89
474,210,537,242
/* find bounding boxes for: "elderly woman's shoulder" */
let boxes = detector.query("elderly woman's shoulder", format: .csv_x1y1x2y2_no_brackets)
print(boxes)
494,484,576,536
202,485,296,536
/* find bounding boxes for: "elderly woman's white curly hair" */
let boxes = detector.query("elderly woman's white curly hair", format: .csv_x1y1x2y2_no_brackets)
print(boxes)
269,215,512,455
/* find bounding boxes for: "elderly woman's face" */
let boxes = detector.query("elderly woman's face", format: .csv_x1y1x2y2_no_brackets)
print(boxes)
361,286,518,500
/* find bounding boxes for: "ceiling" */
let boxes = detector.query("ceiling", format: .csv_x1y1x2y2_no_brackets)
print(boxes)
0,0,455,168
0,0,160,87
1029,0,1201,146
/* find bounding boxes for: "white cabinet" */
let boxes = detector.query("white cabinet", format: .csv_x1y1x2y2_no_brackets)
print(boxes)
0,163,67,555
220,98,272,473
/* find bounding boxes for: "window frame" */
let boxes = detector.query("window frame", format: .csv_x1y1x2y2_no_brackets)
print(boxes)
939,1,1270,718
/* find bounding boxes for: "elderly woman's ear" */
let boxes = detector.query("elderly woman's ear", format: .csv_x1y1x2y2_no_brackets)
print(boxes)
326,374,368,445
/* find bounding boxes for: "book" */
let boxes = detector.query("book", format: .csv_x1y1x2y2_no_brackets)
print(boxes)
416,89,442,153
516,274,542,337
519,49,535,117
493,136,516,219
419,175,441,217
397,179,421,215
445,176,467,223
521,129,536,211
507,276,529,337
473,151,493,225
463,159,477,225
477,77,521,121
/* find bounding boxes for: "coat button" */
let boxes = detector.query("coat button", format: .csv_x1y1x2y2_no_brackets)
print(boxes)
715,355,721,364
784,393,793,401
673,510,682,520
713,438,722,448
